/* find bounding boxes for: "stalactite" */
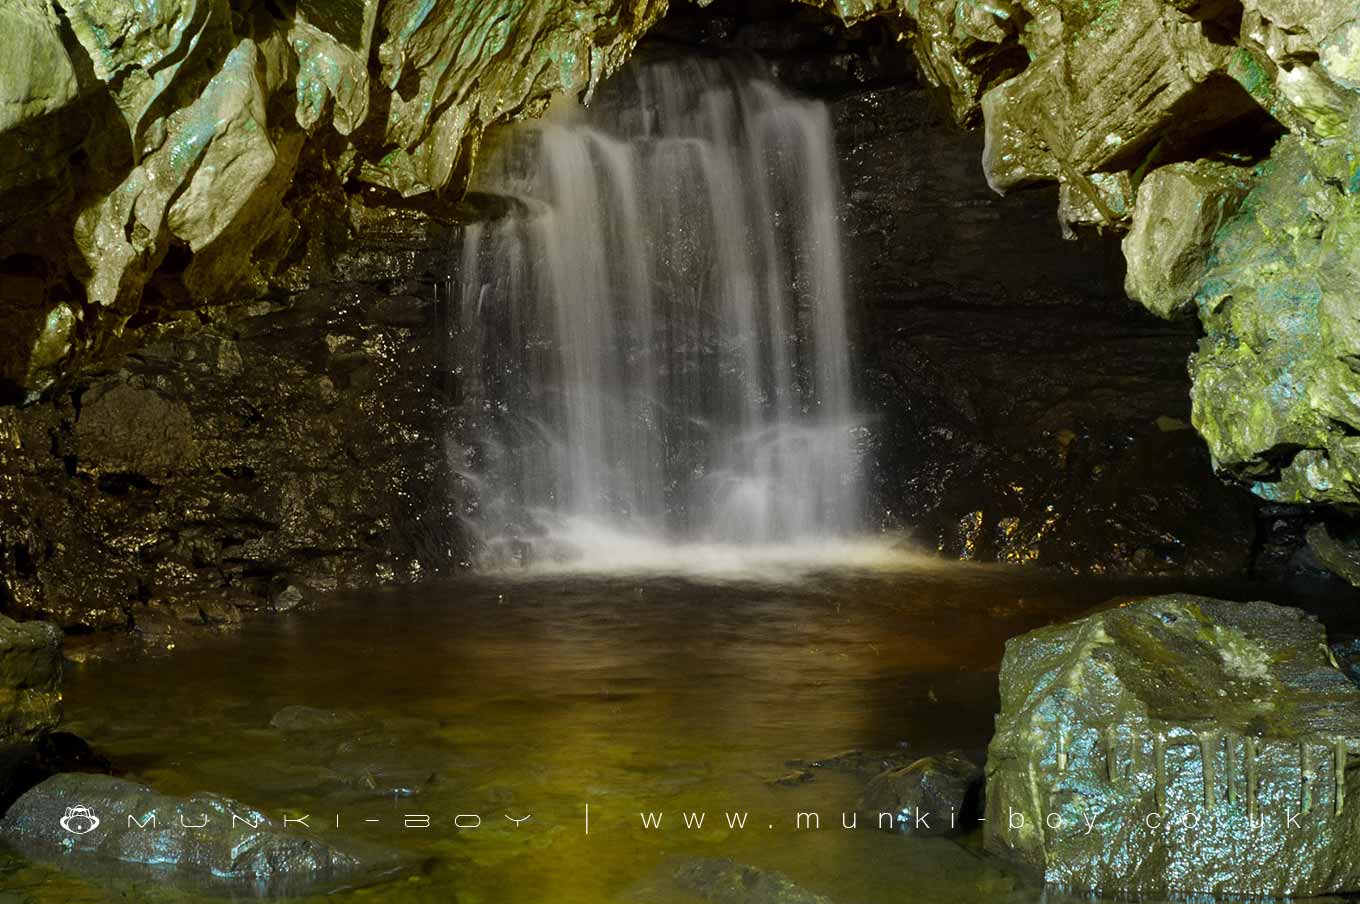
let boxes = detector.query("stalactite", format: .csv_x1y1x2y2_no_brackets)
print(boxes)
1154,732,1167,813
1225,732,1237,808
1199,731,1219,808
1246,737,1259,822
1301,740,1314,816
1057,725,1068,773
1104,725,1119,783
1336,738,1347,817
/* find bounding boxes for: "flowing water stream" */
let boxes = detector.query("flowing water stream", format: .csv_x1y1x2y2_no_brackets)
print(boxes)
451,55,862,567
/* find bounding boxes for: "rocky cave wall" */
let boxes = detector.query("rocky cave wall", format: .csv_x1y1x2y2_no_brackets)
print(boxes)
3,0,1360,629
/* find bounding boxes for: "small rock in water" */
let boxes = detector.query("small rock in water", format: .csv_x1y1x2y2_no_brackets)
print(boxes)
765,769,815,787
795,748,915,778
271,583,309,613
674,858,834,904
269,705,360,732
0,773,399,895
857,750,984,835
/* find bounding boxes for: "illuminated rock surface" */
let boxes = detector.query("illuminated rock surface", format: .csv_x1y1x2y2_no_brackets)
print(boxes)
0,773,398,895
986,594,1360,897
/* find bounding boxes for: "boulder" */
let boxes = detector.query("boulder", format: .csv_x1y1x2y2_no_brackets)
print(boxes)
1123,161,1253,319
1189,134,1360,510
985,594,1360,898
0,773,395,895
857,750,983,835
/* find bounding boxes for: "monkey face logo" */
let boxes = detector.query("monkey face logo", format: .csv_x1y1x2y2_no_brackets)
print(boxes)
59,805,99,835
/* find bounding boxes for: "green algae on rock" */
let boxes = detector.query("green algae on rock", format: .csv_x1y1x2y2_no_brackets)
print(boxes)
1189,130,1360,507
985,594,1360,898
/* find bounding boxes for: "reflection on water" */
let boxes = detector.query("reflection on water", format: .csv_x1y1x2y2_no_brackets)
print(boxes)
4,564,1354,902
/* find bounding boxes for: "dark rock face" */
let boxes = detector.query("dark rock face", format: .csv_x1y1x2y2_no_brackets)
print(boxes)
0,773,394,895
0,616,63,804
857,750,983,835
0,616,61,743
838,86,1260,575
985,594,1360,898
0,189,463,631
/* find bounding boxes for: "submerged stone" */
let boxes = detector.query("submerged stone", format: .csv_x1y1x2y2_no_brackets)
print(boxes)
985,594,1360,898
269,705,360,732
674,857,834,904
0,773,396,895
857,750,983,835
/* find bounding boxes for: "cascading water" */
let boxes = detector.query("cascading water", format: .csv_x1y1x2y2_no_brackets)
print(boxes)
450,54,865,569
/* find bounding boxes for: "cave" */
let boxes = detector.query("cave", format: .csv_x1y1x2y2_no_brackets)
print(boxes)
2,0,1360,900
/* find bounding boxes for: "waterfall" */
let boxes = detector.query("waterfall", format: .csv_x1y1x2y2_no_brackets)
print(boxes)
451,54,862,568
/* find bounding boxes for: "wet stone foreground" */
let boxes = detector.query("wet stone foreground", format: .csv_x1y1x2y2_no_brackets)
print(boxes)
0,572,1352,901
986,595,1360,898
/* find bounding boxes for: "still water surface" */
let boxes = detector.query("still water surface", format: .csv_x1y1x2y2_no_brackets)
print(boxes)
2,557,1353,902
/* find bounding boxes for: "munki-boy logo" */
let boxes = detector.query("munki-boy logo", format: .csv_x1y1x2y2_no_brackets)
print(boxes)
59,806,100,835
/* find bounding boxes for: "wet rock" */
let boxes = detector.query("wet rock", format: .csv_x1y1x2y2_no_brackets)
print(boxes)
985,594,1360,898
1306,523,1360,587
0,731,114,812
0,773,392,895
790,748,915,779
0,616,62,748
674,858,834,904
1333,638,1360,687
1123,161,1253,319
857,751,983,835
980,0,1255,194
270,705,360,732
1189,134,1360,513
74,382,198,477
0,1,81,134
0,195,463,629
766,769,815,787
1058,170,1135,235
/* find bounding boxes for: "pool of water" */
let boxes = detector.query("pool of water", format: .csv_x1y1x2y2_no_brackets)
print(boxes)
3,557,1356,902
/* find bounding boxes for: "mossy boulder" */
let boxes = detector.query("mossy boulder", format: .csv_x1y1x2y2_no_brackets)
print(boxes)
1189,131,1360,507
985,594,1360,898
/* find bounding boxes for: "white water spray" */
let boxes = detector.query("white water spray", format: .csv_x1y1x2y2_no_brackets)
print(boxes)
451,55,866,569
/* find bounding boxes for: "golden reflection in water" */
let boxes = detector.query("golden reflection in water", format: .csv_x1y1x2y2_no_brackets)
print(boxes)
19,564,1340,903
